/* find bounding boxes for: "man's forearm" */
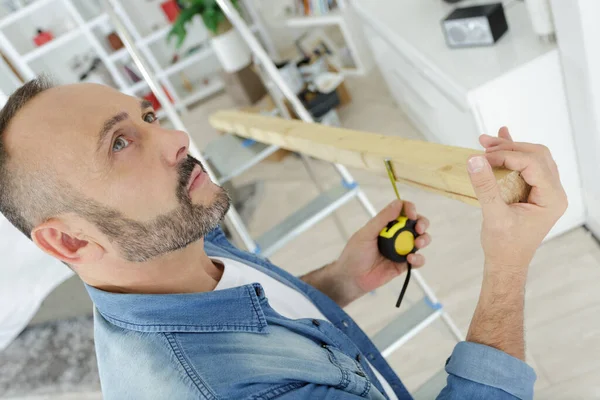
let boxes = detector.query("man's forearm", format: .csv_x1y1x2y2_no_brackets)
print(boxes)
466,264,528,361
301,262,358,308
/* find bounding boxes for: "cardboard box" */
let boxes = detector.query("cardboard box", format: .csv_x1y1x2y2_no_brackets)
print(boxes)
220,64,267,108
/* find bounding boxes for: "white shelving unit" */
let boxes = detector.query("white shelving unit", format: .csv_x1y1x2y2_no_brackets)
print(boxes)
282,0,372,75
284,10,344,27
0,0,275,119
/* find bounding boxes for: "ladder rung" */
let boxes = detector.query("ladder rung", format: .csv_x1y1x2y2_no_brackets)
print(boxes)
372,298,443,358
258,184,359,257
412,369,448,400
204,134,280,183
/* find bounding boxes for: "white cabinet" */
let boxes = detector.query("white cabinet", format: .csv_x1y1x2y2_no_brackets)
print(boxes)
551,0,600,238
354,0,585,238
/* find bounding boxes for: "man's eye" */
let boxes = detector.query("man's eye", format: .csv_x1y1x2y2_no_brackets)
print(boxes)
112,136,131,152
143,112,157,123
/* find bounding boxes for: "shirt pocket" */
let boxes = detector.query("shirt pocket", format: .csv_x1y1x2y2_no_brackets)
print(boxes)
323,344,373,398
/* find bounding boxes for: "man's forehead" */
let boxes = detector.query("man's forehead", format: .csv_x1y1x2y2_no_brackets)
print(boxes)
4,83,139,175
6,84,135,150
26,83,132,118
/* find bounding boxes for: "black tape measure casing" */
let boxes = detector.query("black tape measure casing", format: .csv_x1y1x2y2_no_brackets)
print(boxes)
377,216,418,263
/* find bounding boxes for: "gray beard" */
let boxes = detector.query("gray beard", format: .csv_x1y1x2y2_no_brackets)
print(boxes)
78,156,230,262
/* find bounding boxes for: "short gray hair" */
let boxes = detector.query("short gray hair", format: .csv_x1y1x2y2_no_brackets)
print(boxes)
0,76,54,238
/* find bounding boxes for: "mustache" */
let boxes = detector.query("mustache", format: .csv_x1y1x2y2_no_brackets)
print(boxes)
177,156,205,192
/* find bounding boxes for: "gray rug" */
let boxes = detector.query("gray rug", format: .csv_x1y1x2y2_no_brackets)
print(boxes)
0,316,100,397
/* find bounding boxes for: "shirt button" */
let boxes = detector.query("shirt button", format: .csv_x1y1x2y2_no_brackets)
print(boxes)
342,320,349,328
356,354,361,362
321,342,328,348
312,319,321,326
368,353,375,360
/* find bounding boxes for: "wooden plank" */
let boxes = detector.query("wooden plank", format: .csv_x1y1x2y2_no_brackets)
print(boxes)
209,110,530,205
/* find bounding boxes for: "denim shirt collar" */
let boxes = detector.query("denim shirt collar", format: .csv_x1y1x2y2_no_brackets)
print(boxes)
85,282,269,334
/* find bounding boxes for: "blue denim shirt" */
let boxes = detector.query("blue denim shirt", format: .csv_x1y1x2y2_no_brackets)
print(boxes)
86,227,536,399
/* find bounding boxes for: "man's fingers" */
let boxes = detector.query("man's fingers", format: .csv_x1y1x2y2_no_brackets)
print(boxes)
403,201,418,220
481,134,550,156
484,151,552,189
416,215,429,234
362,199,403,237
407,253,425,267
415,233,431,249
467,156,506,210
485,142,548,155
480,134,504,148
498,126,513,141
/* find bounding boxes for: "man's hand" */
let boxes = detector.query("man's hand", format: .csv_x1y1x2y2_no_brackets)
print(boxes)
470,127,568,272
302,200,430,307
465,127,568,360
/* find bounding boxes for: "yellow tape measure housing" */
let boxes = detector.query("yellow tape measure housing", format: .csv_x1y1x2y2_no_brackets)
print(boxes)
378,216,418,262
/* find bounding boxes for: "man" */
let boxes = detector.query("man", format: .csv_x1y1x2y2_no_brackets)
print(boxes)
0,78,567,399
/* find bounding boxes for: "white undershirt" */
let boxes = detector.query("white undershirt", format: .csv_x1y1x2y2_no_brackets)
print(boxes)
212,257,398,400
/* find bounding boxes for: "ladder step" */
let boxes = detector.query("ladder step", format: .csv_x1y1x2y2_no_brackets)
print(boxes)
372,298,443,358
204,134,280,184
257,184,359,257
412,369,448,400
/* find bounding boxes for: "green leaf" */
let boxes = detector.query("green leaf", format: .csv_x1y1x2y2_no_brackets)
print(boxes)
167,0,240,39
202,7,219,33
167,3,204,48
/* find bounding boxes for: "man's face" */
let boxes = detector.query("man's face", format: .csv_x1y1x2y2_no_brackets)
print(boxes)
5,83,230,262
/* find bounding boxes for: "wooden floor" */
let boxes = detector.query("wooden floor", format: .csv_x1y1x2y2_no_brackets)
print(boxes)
12,71,600,399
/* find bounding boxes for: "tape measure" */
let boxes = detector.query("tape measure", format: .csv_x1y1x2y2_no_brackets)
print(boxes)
379,159,419,308
377,216,418,263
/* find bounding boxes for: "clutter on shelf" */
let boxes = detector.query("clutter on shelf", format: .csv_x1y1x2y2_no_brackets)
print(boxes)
71,50,116,87
276,42,351,120
292,0,339,16
33,28,53,47
160,0,181,23
106,32,123,51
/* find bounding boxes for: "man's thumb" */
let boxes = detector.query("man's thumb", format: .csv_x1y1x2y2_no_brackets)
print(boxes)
467,156,504,208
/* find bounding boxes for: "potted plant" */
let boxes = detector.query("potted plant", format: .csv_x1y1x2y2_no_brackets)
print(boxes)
167,0,252,73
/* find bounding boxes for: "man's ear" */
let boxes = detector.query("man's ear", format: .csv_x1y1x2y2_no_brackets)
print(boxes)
31,219,104,265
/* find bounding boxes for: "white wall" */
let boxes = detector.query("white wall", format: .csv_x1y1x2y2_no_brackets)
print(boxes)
552,0,600,235
252,0,305,58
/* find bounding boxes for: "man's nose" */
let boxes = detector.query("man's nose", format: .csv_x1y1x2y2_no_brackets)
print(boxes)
159,128,189,167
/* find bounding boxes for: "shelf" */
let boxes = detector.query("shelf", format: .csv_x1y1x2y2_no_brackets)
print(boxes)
128,79,149,93
154,79,224,120
284,11,343,28
157,47,214,78
104,26,171,61
107,25,173,62
139,25,171,47
132,78,223,104
22,28,83,62
124,48,215,93
0,0,55,28
87,13,109,29
180,79,224,107
108,47,128,61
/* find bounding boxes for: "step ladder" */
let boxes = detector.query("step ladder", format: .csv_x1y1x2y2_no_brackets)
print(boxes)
105,0,464,395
